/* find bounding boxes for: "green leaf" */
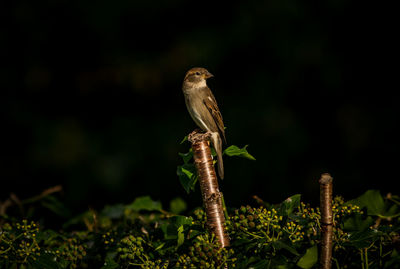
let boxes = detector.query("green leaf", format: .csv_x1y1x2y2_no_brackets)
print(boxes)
297,245,318,269
102,204,125,219
154,242,166,251
161,223,178,240
101,257,119,269
383,204,400,218
180,135,188,144
177,164,198,194
170,215,193,226
272,241,299,256
177,225,184,247
178,149,193,164
170,197,187,214
248,259,268,269
347,190,384,216
127,196,162,212
343,215,374,231
160,216,193,240
41,195,71,218
223,145,256,160
279,194,301,216
31,252,61,269
348,229,381,248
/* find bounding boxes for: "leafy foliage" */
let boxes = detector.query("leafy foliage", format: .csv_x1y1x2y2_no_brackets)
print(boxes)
1,190,400,268
177,141,255,194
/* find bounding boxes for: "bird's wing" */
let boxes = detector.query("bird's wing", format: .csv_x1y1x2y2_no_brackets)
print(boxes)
203,89,226,143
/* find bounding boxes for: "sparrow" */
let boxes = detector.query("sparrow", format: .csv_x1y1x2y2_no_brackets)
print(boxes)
182,67,226,179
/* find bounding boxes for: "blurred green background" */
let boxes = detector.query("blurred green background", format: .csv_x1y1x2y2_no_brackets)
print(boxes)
2,0,398,213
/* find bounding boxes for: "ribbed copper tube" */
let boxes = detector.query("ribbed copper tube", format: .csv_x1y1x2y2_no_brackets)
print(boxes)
319,173,333,269
189,131,230,248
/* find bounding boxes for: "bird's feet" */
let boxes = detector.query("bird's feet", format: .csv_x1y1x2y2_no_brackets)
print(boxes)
188,129,211,144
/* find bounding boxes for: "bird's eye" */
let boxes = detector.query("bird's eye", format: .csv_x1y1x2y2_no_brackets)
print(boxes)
195,72,201,76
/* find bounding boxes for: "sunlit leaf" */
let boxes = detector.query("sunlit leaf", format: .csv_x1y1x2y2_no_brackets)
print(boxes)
223,145,256,160
177,225,184,247
180,135,188,144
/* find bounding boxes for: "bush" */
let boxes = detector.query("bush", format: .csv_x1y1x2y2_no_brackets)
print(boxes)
1,190,400,268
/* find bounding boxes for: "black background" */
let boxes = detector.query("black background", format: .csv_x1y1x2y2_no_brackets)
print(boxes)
2,0,398,214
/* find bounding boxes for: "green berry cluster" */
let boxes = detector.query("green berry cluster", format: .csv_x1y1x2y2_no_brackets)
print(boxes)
193,208,207,227
44,236,87,268
175,234,235,268
118,235,145,261
298,202,321,241
332,196,363,221
102,231,116,247
0,220,40,264
229,205,305,244
117,235,168,268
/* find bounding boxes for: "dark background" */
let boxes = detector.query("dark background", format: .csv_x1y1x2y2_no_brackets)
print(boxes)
2,0,398,213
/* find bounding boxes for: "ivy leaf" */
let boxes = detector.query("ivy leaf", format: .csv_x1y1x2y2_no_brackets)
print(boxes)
343,215,374,231
170,215,193,226
178,149,193,164
177,225,185,247
272,241,299,256
347,190,384,216
348,190,400,219
127,196,162,212
177,164,198,194
348,229,381,248
297,245,318,269
31,252,61,269
223,145,256,160
279,194,301,216
160,216,193,241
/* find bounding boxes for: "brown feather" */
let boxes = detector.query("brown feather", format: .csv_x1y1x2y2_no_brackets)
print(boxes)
203,90,226,143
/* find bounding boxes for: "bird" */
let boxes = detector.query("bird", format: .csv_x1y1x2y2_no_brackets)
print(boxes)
182,67,226,179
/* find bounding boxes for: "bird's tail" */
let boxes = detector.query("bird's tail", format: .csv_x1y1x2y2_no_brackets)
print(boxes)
211,132,224,179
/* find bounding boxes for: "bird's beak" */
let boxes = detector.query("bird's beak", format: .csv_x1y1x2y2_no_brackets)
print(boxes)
204,71,214,79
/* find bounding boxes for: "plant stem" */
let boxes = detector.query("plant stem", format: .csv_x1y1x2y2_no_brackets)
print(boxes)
319,173,333,269
188,130,230,248
360,249,365,269
332,257,340,269
221,193,229,221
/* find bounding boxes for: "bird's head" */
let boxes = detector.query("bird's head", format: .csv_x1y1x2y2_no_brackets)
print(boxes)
184,67,214,85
